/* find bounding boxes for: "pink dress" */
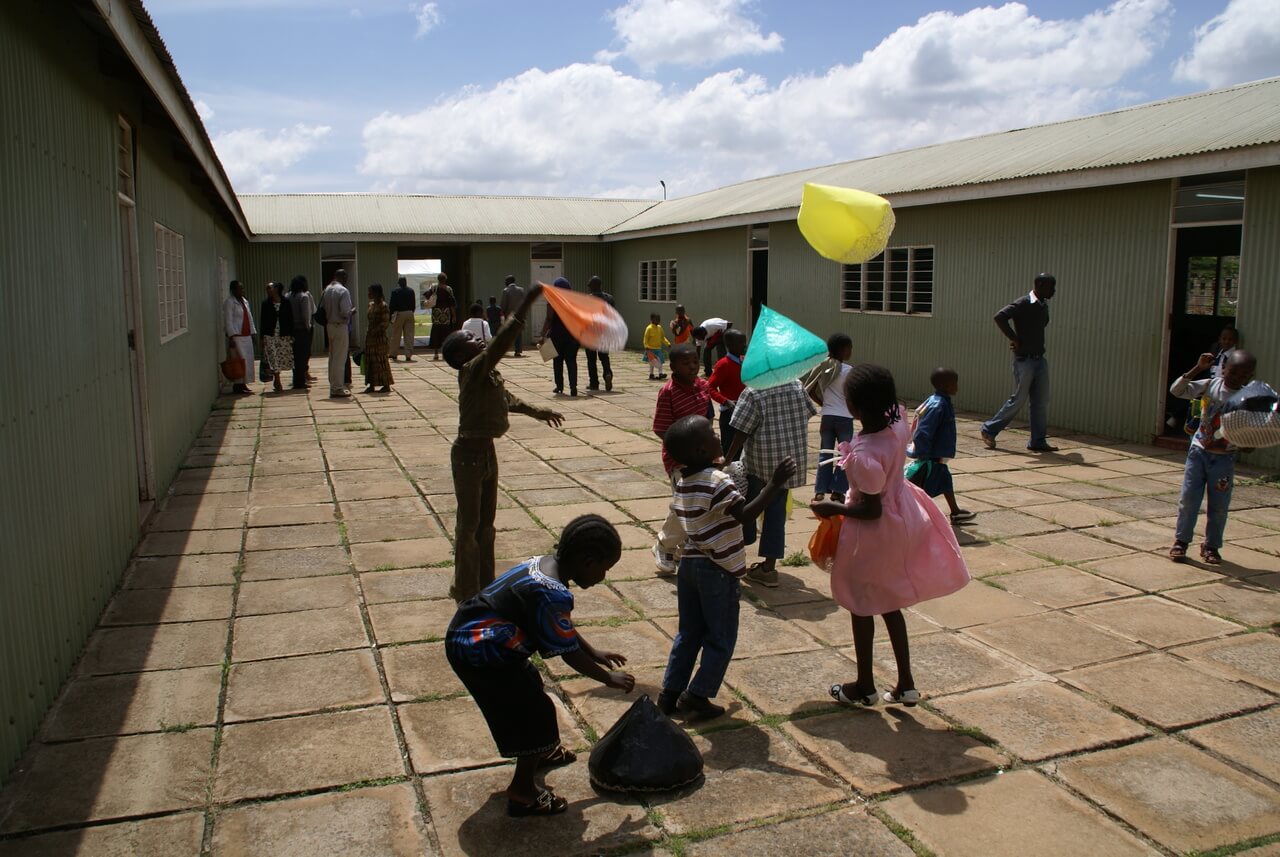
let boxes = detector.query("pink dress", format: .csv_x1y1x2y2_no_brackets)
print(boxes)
829,418,970,616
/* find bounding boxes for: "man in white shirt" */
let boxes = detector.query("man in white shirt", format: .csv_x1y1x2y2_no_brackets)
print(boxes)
693,317,731,378
222,280,256,394
321,270,354,398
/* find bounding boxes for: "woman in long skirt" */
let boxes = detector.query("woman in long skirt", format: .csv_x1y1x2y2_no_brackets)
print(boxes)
363,284,394,393
426,272,459,361
259,281,294,393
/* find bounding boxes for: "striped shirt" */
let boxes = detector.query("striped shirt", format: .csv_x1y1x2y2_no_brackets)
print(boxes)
653,377,713,474
672,467,747,577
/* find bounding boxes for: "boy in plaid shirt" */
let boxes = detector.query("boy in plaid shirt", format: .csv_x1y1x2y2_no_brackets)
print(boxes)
726,379,817,587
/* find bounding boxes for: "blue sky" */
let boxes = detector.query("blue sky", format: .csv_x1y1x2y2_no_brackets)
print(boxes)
147,0,1280,197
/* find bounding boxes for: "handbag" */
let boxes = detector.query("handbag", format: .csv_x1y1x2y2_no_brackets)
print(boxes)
220,346,245,382
313,304,328,327
422,288,438,309
808,514,840,571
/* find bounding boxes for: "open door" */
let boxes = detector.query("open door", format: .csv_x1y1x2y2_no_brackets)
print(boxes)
117,118,154,501
749,224,768,327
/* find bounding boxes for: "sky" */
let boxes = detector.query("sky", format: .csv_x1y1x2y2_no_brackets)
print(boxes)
146,0,1280,199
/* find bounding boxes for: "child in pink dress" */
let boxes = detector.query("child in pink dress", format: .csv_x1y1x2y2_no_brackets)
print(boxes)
812,364,970,707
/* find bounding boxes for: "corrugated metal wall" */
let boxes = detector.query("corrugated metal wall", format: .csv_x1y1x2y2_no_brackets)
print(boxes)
0,1,239,780
610,227,750,349
471,242,530,304
1240,166,1280,470
768,182,1173,442
236,241,323,353
356,242,399,342
564,242,613,293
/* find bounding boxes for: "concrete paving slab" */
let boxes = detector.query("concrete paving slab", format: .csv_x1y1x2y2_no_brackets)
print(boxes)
684,807,914,856
545,621,676,677
42,667,221,741
995,565,1140,607
100,585,233,625
242,545,351,580
360,567,454,603
727,649,857,716
232,605,368,661
350,537,453,571
959,541,1053,577
247,503,337,527
367,599,457,645
75,620,228,676
401,695,584,774
1070,595,1242,648
237,574,359,616
1083,550,1222,591
866,632,1037,698
966,612,1144,672
1175,632,1280,693
345,516,447,544
1164,579,1280,626
224,650,384,721
1006,530,1132,564
910,582,1046,629
382,642,465,702
0,813,203,857
1186,707,1280,784
123,553,238,588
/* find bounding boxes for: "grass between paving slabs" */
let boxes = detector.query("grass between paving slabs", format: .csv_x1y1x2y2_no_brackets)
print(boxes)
1190,832,1280,857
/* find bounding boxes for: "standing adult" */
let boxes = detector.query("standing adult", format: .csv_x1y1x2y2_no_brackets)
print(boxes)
222,280,256,395
980,273,1058,452
362,284,394,393
499,275,526,357
540,277,581,397
584,275,615,392
258,282,294,394
426,272,459,361
388,276,417,362
322,269,354,398
287,275,315,390
692,317,731,378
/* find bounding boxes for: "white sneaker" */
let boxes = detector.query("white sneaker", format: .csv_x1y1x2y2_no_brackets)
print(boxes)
652,543,677,575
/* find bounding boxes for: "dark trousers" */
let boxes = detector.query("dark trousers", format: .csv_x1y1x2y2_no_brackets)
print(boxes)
662,555,740,699
702,339,726,377
450,438,499,602
551,333,580,393
291,327,313,388
718,403,736,455
586,350,612,388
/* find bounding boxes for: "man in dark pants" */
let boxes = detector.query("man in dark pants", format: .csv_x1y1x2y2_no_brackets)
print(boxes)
287,275,314,389
585,275,615,391
981,273,1059,452
499,275,526,356
388,276,417,362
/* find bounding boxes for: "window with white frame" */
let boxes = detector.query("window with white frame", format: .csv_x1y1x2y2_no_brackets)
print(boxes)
155,223,187,341
841,246,933,315
639,259,677,302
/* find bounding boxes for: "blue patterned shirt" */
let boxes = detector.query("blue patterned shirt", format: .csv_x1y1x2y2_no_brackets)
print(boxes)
446,559,580,668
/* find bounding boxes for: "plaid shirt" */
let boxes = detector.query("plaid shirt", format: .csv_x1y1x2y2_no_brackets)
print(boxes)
730,380,816,488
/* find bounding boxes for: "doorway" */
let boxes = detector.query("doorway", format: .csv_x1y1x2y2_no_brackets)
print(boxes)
749,224,768,327
530,259,562,338
116,117,154,501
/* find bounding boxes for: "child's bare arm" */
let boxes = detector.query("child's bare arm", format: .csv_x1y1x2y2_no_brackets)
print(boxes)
1170,353,1216,398
507,392,563,428
562,648,634,690
812,492,882,520
732,457,795,522
479,284,544,371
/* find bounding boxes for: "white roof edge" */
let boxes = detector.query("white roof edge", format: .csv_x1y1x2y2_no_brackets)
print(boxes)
249,233,616,243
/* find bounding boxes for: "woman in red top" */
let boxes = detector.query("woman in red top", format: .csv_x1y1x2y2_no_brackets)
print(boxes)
707,329,746,452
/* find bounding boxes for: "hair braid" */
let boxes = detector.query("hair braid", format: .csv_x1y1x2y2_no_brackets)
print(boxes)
844,363,901,425
556,514,621,565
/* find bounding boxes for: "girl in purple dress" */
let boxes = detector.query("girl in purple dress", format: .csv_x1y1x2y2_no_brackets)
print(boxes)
812,364,970,707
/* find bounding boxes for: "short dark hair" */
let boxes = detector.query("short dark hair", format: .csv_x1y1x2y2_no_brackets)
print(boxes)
1034,272,1056,287
691,326,707,340
845,363,901,425
441,330,474,370
469,302,484,317
488,295,497,303
587,275,602,289
664,415,712,467
369,283,384,300
930,366,957,389
670,343,697,362
397,276,407,288
826,332,852,359
650,312,662,322
556,514,621,567
437,272,448,284
229,279,242,293
289,275,308,293
504,274,516,285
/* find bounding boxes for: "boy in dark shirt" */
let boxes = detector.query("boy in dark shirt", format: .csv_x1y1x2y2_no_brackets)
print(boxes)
981,273,1058,452
442,283,564,601
907,368,974,523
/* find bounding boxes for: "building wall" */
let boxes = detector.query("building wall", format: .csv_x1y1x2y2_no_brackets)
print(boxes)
1240,166,1280,470
235,241,324,352
472,243,530,306
564,242,613,293
610,227,750,349
0,1,239,780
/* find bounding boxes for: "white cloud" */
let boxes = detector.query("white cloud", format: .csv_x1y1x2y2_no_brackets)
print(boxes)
360,1,1170,198
1174,0,1280,88
415,2,442,38
193,99,214,121
596,0,782,70
213,124,331,191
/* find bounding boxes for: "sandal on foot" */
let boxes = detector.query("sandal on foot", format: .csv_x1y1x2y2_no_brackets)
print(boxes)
538,745,577,770
882,688,921,706
950,509,976,523
1200,545,1222,565
830,683,878,707
507,789,568,817
1169,541,1188,563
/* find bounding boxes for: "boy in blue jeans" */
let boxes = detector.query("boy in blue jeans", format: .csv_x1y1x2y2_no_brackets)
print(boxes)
1168,349,1257,565
658,416,794,719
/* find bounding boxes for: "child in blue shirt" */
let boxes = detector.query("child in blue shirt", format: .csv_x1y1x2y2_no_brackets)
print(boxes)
907,368,974,524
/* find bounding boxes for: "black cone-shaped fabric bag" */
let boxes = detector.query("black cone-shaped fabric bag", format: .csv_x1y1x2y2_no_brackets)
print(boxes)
588,695,703,792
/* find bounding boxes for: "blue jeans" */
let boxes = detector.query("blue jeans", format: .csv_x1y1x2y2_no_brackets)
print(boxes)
815,415,854,495
982,356,1049,448
1175,446,1234,550
741,475,788,559
662,555,740,699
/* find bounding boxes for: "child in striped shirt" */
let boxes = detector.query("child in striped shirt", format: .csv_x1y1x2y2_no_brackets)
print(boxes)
658,415,795,719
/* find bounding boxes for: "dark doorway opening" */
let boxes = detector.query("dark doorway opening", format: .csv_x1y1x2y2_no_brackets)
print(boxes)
749,224,769,327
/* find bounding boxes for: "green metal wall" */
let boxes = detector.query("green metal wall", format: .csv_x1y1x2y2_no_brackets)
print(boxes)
355,242,400,342
0,1,241,781
767,183,1173,442
610,227,750,349
1239,166,1280,470
564,242,613,293
471,242,530,309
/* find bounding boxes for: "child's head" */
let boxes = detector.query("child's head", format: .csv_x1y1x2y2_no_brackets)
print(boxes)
1219,325,1240,351
826,332,853,362
488,296,497,305
675,304,687,318
664,415,721,470
469,302,484,318
1222,349,1257,390
441,330,484,370
930,367,959,396
650,312,662,325
691,326,707,343
724,328,747,357
844,363,901,427
669,344,699,384
555,514,622,587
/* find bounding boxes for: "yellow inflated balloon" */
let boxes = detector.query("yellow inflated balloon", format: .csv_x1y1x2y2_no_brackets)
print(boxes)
797,183,896,264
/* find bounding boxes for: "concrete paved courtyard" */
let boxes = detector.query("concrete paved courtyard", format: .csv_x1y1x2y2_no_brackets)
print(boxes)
1,350,1278,856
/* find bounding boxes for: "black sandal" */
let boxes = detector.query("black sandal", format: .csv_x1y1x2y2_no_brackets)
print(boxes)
507,788,568,817
538,745,577,770
1169,541,1188,563
1200,545,1222,565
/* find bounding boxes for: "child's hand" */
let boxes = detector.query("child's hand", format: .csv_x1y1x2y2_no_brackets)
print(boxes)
1195,352,1216,371
597,650,627,668
542,410,565,429
810,499,846,518
769,456,797,486
607,671,636,692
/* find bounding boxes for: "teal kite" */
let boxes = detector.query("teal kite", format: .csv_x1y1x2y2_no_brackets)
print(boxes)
741,306,827,389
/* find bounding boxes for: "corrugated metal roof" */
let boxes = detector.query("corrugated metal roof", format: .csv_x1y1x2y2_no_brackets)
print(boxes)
239,193,657,238
605,76,1280,234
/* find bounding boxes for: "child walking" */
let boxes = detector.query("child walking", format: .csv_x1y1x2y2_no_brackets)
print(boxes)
726,377,817,587
802,333,854,501
812,365,969,706
907,368,975,523
651,344,713,574
658,416,795,718
706,328,746,452
1169,349,1257,565
644,313,671,380
442,283,564,601
447,515,635,817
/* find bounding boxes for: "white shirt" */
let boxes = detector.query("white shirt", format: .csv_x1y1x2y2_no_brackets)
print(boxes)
698,318,729,336
462,318,491,342
821,363,853,418
222,295,256,338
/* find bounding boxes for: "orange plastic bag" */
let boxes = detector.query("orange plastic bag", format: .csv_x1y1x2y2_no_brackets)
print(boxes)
539,282,628,352
808,515,840,572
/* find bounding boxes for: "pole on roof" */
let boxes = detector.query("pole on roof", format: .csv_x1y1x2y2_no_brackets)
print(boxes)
660,180,666,200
